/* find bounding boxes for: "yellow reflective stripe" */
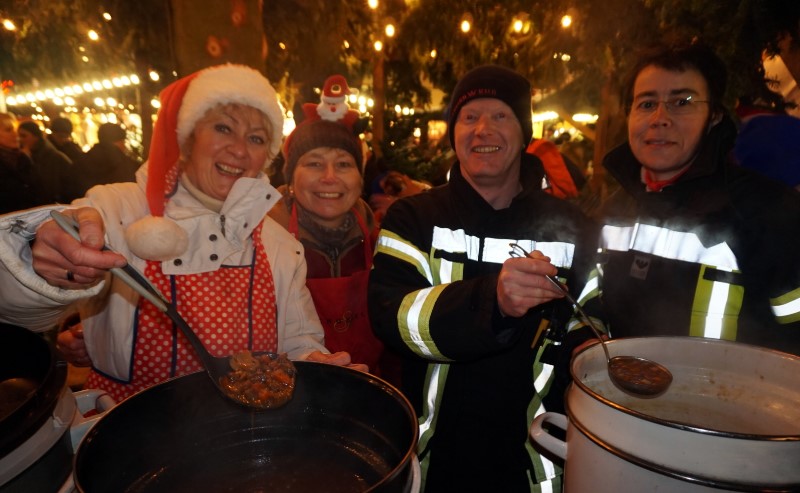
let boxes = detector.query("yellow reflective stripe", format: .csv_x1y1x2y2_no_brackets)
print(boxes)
771,287,800,323
376,230,434,284
526,439,558,484
398,285,451,360
415,236,465,490
417,363,449,490
690,266,742,340
430,255,464,287
418,363,448,449
567,269,606,334
428,254,447,286
602,224,739,270
525,341,560,483
691,268,716,337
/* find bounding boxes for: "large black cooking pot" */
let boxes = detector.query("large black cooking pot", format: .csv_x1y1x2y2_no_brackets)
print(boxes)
0,323,71,492
74,361,418,492
0,323,66,455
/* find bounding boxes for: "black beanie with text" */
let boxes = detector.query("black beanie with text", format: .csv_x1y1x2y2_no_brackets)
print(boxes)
446,65,532,149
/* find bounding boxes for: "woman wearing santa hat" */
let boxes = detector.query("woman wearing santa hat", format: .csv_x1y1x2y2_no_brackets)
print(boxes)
0,64,365,402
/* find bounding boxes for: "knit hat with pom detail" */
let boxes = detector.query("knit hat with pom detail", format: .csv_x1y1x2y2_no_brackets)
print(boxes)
282,119,363,183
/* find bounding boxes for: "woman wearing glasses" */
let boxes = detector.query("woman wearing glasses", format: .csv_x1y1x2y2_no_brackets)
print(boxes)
565,41,800,358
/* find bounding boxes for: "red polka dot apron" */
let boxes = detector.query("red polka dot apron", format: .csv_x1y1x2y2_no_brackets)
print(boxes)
86,220,277,402
289,204,384,374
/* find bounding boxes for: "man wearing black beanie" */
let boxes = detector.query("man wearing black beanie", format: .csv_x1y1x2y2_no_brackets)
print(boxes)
369,65,597,492
446,64,533,151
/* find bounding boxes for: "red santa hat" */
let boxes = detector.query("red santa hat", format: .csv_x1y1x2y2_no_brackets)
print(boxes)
125,64,285,261
320,74,351,104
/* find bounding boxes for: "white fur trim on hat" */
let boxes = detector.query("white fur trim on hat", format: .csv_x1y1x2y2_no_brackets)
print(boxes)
177,64,285,160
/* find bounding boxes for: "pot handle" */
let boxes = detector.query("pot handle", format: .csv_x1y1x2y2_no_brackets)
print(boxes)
529,412,568,460
69,389,116,452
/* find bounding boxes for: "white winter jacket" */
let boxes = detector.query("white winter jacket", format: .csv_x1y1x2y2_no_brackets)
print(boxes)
0,165,327,380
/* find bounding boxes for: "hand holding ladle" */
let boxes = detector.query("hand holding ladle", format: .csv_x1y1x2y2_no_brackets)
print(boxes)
508,243,672,397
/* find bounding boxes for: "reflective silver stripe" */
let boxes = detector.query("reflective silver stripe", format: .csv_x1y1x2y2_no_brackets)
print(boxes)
508,239,576,269
432,228,577,268
569,273,609,334
406,287,437,357
772,296,800,318
438,258,453,285
531,361,558,483
534,363,553,394
377,233,434,283
483,237,515,264
431,226,481,261
576,275,599,305
539,446,557,484
537,478,556,493
418,363,443,441
602,224,739,270
485,237,577,267
530,401,558,483
567,318,584,332
487,237,576,268
703,279,730,338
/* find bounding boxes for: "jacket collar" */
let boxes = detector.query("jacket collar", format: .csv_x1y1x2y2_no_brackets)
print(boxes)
449,152,545,213
164,173,278,243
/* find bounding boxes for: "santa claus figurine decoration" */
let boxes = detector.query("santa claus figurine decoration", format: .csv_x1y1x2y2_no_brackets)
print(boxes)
303,74,360,130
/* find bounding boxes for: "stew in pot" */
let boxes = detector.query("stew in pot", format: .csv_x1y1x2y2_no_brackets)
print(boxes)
219,352,296,409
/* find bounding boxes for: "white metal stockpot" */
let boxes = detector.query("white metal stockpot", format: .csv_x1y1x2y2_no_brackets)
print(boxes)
530,337,800,492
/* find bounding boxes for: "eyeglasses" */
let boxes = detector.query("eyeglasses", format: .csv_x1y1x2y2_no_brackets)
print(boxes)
629,96,710,116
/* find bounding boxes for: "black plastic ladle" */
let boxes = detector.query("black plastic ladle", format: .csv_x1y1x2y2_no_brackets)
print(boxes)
50,210,279,408
508,243,672,397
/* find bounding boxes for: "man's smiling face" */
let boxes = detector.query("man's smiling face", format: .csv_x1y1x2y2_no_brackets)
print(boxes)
453,98,524,191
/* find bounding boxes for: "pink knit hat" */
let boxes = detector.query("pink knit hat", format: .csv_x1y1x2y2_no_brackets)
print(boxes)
125,64,284,261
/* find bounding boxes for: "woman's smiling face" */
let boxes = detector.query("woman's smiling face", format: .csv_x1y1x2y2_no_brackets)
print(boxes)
627,65,715,181
182,104,271,200
291,146,362,229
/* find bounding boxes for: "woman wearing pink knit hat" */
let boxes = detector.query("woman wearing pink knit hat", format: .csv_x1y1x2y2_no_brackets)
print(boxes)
0,64,365,402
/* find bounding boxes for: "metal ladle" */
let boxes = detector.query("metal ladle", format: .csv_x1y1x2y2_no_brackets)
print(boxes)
50,210,286,409
508,243,672,397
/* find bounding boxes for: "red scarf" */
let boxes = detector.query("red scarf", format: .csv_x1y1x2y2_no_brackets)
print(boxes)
642,166,690,192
